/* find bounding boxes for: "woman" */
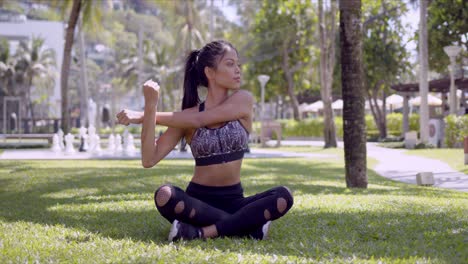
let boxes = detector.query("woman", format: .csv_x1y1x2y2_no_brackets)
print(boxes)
117,40,293,241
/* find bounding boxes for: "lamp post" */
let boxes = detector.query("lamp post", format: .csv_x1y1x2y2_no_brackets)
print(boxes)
257,74,270,121
444,45,461,115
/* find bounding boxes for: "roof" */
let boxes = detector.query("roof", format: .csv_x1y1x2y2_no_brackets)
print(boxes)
391,77,468,93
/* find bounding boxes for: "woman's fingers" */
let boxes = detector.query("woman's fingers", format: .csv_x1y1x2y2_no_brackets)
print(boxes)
143,79,160,91
116,110,128,126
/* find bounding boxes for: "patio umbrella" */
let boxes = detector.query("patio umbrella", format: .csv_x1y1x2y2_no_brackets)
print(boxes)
410,94,442,106
332,99,343,110
386,94,404,109
304,100,323,112
299,103,309,112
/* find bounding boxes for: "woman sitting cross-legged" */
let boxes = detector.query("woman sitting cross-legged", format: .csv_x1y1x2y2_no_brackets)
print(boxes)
117,40,293,241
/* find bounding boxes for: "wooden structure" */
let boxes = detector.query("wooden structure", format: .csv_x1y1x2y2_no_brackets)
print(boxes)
391,76,468,135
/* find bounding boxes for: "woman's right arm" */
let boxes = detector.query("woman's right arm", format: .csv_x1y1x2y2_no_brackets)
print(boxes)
140,80,184,168
142,126,184,168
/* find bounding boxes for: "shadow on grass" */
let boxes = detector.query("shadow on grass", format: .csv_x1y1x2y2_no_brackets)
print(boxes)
0,159,467,262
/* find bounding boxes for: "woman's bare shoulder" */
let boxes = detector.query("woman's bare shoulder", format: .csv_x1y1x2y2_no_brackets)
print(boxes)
225,90,254,109
231,89,254,101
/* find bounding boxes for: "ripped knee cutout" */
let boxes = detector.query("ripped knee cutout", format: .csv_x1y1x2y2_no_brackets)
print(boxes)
189,208,196,218
174,201,185,214
155,186,172,207
277,197,287,213
264,209,271,220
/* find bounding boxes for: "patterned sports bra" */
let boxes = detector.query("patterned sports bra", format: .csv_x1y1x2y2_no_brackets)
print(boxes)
189,102,249,166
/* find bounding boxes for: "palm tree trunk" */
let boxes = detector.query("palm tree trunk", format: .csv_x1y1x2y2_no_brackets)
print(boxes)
27,76,35,132
60,0,82,133
419,0,429,143
339,0,367,188
78,16,89,127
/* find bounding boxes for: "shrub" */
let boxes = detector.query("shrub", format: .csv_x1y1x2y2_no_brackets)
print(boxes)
259,113,421,141
444,114,468,148
409,114,420,131
415,142,435,149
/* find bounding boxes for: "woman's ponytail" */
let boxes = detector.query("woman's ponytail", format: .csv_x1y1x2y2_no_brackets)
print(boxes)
182,49,201,110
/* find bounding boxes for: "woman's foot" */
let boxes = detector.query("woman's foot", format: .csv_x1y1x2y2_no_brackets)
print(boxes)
168,220,202,241
250,221,271,240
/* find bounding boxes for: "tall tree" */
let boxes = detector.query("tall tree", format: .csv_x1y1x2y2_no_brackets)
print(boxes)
340,0,367,188
426,0,467,72
363,0,410,140
60,0,82,133
248,0,316,120
319,0,338,148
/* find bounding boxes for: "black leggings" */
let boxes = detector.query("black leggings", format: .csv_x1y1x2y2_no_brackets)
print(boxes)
154,182,294,238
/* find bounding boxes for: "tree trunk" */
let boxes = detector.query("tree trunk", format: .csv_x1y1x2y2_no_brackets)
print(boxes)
27,76,35,131
380,92,387,138
281,44,301,121
319,0,338,148
61,0,82,133
419,0,429,143
340,0,367,188
366,81,387,140
78,16,89,128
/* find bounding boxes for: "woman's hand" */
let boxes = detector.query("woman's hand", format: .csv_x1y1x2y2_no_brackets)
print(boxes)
116,109,144,126
143,79,160,106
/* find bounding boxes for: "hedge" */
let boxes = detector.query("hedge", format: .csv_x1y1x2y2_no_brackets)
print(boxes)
277,113,420,140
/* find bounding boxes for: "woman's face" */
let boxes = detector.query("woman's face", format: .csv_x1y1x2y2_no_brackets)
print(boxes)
210,47,241,90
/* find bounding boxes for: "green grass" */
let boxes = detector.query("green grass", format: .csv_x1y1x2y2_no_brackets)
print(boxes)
1,158,468,263
405,148,468,174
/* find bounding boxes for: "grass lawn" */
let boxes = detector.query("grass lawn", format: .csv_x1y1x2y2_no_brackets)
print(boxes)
1,157,468,263
405,148,468,174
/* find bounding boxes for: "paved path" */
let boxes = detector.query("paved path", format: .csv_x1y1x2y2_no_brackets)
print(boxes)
367,143,468,192
1,140,467,192
277,140,468,192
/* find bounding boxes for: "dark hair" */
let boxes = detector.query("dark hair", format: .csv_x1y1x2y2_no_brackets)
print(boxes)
182,40,238,110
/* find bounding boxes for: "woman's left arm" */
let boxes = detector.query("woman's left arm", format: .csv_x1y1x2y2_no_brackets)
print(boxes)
156,90,254,129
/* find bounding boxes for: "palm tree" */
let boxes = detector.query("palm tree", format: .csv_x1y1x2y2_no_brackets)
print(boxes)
143,44,182,112
339,0,367,188
14,37,57,129
157,0,207,63
59,0,82,133
0,38,16,97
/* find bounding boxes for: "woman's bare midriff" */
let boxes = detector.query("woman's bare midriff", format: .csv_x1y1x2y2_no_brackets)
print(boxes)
191,159,243,186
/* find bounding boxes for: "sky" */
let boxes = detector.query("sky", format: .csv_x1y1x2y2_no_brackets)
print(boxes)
401,4,419,62
213,0,240,24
